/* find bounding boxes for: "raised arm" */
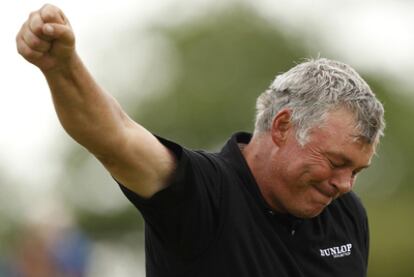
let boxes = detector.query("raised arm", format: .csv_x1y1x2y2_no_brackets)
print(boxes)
16,4,176,198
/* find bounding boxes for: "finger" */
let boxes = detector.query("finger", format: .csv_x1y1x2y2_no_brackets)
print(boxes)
28,11,43,36
42,23,75,45
29,11,51,41
22,25,51,52
16,35,44,62
40,4,66,25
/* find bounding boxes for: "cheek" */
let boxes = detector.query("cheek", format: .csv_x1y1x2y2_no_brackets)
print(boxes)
306,164,332,182
305,152,332,180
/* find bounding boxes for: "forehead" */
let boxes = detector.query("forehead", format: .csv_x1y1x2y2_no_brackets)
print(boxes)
312,108,359,140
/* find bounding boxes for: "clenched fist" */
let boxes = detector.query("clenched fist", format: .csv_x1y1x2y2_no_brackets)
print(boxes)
16,4,76,73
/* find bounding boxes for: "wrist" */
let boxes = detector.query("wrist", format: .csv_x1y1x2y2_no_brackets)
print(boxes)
41,52,82,79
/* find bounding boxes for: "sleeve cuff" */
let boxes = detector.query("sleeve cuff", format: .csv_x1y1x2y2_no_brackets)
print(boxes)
116,135,195,210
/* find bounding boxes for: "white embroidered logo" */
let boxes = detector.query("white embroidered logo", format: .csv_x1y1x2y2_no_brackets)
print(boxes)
320,243,352,258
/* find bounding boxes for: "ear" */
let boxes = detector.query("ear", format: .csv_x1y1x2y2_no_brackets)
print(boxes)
271,109,293,146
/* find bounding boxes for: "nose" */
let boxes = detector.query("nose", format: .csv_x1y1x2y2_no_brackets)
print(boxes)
330,169,354,195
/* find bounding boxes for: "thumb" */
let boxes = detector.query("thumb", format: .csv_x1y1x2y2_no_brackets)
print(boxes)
42,23,75,45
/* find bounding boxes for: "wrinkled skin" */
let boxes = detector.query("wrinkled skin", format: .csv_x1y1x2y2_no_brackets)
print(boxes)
245,108,376,219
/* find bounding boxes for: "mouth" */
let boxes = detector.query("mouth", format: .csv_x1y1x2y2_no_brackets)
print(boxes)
311,184,336,205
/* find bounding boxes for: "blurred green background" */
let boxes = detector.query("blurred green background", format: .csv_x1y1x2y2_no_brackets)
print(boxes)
2,1,413,276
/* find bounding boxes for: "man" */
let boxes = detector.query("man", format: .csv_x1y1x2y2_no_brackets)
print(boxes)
17,4,385,277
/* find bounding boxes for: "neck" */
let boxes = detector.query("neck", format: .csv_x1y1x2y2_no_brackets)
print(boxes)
241,132,270,165
242,132,285,213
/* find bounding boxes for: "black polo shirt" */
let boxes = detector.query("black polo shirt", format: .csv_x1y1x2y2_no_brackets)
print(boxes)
119,132,369,277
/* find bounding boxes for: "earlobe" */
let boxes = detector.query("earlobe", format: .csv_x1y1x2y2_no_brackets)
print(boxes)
271,109,292,146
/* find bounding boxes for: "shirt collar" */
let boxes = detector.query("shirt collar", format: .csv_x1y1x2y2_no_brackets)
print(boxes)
219,132,304,226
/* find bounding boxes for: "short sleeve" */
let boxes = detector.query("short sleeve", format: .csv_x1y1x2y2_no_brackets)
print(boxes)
117,136,223,260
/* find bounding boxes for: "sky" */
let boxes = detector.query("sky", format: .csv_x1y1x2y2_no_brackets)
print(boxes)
1,0,414,216
2,1,167,198
257,0,414,85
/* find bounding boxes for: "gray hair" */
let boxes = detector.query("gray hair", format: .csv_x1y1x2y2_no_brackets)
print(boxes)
254,58,385,145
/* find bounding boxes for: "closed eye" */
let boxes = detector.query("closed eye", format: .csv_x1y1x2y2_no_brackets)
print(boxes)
328,159,346,169
352,166,368,178
351,170,358,178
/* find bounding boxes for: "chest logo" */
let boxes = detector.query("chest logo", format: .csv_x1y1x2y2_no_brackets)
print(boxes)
320,243,352,258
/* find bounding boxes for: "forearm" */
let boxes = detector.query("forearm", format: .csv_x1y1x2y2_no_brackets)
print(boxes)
44,53,129,156
17,4,177,198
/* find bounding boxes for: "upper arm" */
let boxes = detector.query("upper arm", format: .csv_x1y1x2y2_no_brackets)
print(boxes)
95,118,177,199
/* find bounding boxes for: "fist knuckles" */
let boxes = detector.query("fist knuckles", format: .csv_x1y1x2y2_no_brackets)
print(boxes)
16,4,75,71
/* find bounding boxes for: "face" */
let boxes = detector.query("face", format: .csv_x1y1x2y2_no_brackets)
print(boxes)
264,109,376,218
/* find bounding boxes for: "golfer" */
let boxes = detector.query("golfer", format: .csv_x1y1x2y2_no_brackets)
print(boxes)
16,4,385,277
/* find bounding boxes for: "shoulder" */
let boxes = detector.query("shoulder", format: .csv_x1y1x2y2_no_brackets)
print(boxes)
328,191,368,233
156,135,224,175
324,191,369,240
336,191,367,218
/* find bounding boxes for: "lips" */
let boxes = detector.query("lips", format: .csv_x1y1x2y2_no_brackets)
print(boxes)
312,184,337,202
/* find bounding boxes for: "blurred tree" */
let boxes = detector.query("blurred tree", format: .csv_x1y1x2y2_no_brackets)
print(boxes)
0,169,24,255
134,6,304,149
355,79,414,277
